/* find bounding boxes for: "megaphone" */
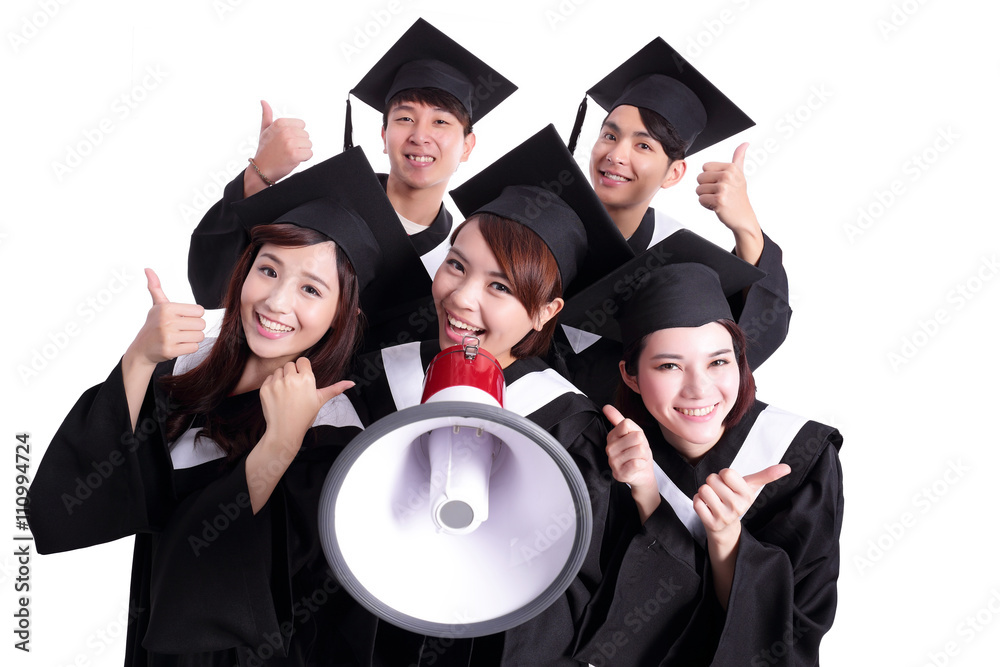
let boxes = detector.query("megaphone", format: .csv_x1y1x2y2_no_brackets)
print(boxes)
318,339,593,638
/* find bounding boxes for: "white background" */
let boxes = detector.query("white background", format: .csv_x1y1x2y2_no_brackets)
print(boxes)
3,0,998,665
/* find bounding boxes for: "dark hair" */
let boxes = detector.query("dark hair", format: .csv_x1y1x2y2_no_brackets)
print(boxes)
161,223,363,458
450,213,563,360
615,319,756,432
382,88,473,135
602,106,688,162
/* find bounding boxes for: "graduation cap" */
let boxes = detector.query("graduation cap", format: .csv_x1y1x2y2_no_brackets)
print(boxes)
449,124,634,298
566,37,754,156
344,17,517,150
560,229,765,347
231,147,431,310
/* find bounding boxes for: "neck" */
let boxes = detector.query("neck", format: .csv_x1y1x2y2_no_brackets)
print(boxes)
231,355,290,396
605,202,650,241
658,423,721,466
386,174,446,227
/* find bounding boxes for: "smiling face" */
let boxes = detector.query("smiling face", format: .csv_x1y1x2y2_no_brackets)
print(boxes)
239,242,341,374
621,322,740,461
432,218,562,368
382,98,475,194
589,104,685,215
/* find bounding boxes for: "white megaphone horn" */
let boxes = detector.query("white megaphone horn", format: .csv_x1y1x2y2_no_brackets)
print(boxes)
318,338,593,638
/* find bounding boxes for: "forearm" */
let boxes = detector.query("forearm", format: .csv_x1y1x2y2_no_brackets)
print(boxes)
121,347,157,432
731,222,764,266
706,526,740,610
245,430,299,513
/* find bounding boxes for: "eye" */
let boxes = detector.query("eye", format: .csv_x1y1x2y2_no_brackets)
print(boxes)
446,258,465,273
602,132,617,141
657,362,679,371
394,115,413,123
302,285,321,297
490,281,512,295
637,142,652,151
710,358,730,367
258,266,277,278
433,118,450,125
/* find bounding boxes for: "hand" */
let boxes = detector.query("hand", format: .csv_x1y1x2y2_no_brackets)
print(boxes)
244,100,313,197
693,463,791,539
695,143,764,264
127,269,206,367
259,357,354,452
603,405,661,522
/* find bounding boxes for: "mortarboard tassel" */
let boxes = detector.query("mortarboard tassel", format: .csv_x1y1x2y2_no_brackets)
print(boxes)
343,96,354,153
566,95,588,155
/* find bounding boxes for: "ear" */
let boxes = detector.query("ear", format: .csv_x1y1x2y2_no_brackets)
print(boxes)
532,297,564,331
619,360,641,395
460,132,476,163
381,126,387,154
659,158,686,191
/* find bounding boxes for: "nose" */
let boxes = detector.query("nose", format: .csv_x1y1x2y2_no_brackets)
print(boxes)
679,368,710,399
606,144,627,165
409,117,432,144
264,280,294,313
448,277,477,312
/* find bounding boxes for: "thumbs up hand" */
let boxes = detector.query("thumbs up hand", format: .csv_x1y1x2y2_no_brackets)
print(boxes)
695,142,764,264
260,357,355,453
243,100,313,198
603,404,661,524
128,268,206,367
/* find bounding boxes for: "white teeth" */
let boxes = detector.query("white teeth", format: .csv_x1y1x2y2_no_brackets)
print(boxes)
603,172,629,182
258,313,293,333
677,405,715,417
448,316,483,333
408,155,434,162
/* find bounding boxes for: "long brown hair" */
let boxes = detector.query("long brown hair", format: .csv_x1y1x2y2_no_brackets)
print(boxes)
615,319,756,433
453,213,563,360
161,223,363,457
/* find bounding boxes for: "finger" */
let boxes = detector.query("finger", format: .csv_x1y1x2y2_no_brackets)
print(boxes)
295,356,313,375
317,380,355,404
260,100,273,132
284,360,299,376
744,463,791,492
145,268,169,305
705,472,742,508
168,303,207,321
732,142,749,170
602,404,625,426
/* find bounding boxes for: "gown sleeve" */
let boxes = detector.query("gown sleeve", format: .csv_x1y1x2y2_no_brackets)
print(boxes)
27,359,175,554
706,433,844,666
187,170,249,309
731,231,792,370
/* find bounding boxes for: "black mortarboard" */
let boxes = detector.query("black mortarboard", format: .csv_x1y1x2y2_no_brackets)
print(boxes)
566,37,754,156
449,124,634,298
231,147,431,309
560,229,765,347
344,17,517,150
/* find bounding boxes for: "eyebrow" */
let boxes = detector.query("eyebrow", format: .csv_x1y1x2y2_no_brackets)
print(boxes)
448,246,510,281
392,103,451,115
649,348,734,360
259,252,331,291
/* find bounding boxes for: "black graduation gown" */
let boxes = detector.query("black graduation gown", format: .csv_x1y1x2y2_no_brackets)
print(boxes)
187,170,450,351
554,208,793,407
26,352,381,666
572,400,843,666
346,340,614,666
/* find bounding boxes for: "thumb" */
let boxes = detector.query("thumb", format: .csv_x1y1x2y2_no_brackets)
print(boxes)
744,463,791,492
145,268,169,305
732,142,749,171
317,380,355,404
259,99,273,133
602,404,625,427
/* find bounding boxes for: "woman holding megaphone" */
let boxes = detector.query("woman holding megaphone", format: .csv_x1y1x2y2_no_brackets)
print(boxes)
27,151,409,665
